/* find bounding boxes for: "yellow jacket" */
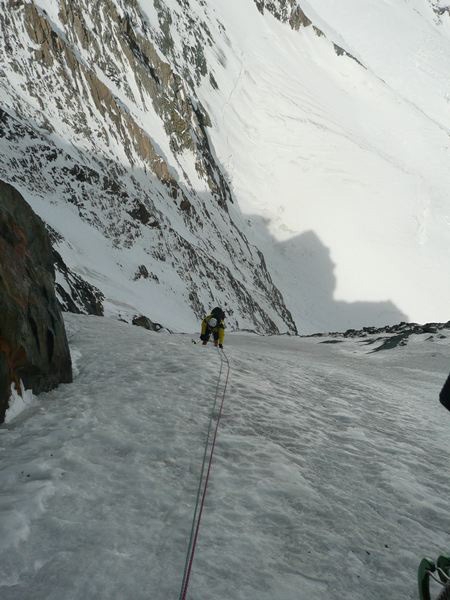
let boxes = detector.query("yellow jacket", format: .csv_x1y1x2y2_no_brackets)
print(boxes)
201,314,225,344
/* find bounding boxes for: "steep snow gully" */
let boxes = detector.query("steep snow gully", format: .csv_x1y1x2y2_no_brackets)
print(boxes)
1,315,449,600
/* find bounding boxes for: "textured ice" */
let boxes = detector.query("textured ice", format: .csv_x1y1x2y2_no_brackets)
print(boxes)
0,314,449,599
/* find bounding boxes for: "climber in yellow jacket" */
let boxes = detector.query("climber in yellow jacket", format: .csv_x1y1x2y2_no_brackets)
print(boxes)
200,307,225,348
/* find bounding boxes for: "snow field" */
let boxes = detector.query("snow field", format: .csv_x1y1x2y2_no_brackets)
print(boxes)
199,0,450,330
1,314,449,599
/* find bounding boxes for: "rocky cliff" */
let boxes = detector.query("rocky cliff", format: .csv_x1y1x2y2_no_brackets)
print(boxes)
0,0,297,334
0,180,72,423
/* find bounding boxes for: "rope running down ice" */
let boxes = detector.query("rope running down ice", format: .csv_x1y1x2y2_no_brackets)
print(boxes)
178,348,230,600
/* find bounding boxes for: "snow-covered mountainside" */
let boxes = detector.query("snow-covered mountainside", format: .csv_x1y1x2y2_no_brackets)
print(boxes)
0,0,296,334
1,0,449,333
200,0,450,332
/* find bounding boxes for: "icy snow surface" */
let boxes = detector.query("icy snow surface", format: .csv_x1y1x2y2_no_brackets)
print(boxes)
0,314,449,599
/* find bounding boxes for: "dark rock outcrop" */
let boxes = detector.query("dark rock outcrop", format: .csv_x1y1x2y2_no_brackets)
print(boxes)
289,5,313,29
45,225,105,316
52,248,104,316
132,315,162,332
306,320,450,352
256,0,364,67
0,181,72,423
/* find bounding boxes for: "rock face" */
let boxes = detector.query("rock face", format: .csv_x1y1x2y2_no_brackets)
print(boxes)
307,319,450,352
0,1,297,335
0,181,72,423
132,315,162,332
52,247,105,316
254,0,363,64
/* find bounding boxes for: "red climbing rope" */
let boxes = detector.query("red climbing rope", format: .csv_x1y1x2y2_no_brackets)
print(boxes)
179,348,230,600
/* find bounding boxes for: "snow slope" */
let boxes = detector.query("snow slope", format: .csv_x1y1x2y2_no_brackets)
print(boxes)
1,314,449,599
195,0,450,331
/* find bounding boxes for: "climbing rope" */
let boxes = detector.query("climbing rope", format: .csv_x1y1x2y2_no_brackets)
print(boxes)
178,347,231,600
